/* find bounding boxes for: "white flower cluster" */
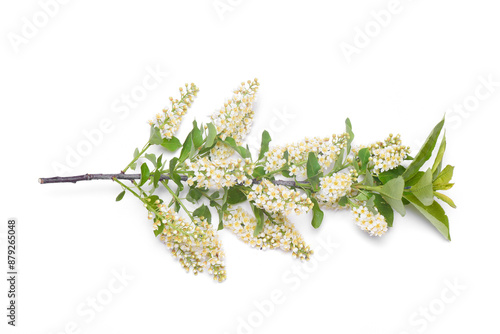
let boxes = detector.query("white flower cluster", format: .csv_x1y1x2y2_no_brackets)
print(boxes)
315,173,353,209
209,142,235,160
149,83,199,139
209,79,259,160
186,157,254,189
263,134,349,176
351,205,388,237
223,207,313,260
247,179,313,215
368,134,410,174
151,204,226,282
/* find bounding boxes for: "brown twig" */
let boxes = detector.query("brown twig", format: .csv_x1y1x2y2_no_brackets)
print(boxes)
38,173,309,187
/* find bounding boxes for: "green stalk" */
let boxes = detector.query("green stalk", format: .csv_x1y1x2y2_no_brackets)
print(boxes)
161,180,194,221
123,143,151,173
114,178,190,236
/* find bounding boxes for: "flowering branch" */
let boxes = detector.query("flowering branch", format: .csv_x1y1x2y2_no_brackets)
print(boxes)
38,173,309,187
38,173,185,184
39,79,456,282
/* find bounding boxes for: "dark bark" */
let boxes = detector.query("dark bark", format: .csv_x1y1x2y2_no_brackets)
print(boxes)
38,173,309,187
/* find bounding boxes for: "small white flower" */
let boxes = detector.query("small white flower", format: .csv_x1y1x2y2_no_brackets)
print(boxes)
223,208,313,260
351,205,388,237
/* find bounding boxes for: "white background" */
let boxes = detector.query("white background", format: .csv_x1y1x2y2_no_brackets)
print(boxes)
1,1,499,333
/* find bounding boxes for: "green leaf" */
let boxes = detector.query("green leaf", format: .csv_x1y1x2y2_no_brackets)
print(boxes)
409,168,434,206
154,223,165,237
186,187,202,204
307,152,321,178
373,193,394,227
224,137,250,159
217,214,224,230
148,126,163,145
432,133,446,179
193,204,211,223
224,136,237,148
306,151,321,191
170,172,184,191
237,145,251,159
217,188,229,230
353,192,371,202
189,187,203,201
191,121,203,149
280,150,292,177
405,171,424,187
380,176,405,201
433,183,454,191
153,170,161,188
333,148,345,172
358,148,370,172
405,193,451,241
258,130,272,160
403,117,445,180
204,123,218,148
364,171,374,186
146,195,161,204
338,196,348,207
145,153,157,167
178,132,193,163
378,165,406,184
434,192,457,209
156,154,163,169
379,176,406,216
283,150,289,165
210,191,220,200
167,185,181,212
311,198,324,229
169,157,178,175
250,203,265,237
227,187,247,205
263,211,277,225
308,175,321,192
139,163,150,186
133,148,140,158
345,118,354,153
306,152,321,191
222,187,228,206
116,190,126,202
161,137,182,152
434,165,454,185
189,137,197,159
253,166,266,178
365,196,377,214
